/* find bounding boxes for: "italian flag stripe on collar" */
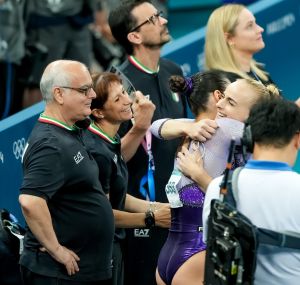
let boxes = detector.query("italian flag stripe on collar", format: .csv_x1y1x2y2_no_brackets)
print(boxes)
129,56,159,74
88,122,119,144
38,113,77,131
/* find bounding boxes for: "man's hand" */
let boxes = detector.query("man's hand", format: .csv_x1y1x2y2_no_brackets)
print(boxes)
48,245,80,276
19,195,80,276
186,119,218,142
131,91,156,131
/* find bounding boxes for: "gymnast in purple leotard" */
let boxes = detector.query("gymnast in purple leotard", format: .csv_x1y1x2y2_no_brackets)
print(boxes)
157,179,206,285
150,71,245,285
154,119,244,285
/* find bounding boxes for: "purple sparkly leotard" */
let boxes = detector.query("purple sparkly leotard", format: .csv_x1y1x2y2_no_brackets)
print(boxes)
157,181,206,285
156,118,244,285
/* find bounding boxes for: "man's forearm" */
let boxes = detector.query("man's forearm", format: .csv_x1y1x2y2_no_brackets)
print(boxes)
19,194,60,254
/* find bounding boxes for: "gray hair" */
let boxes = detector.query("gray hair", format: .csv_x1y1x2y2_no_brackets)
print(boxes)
40,60,88,103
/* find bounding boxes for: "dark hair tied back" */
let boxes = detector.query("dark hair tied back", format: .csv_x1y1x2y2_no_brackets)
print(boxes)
169,75,194,97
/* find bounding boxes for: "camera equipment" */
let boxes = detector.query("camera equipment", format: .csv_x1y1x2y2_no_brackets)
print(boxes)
204,140,300,285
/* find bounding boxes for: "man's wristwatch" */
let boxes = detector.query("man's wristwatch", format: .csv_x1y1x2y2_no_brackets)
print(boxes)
144,210,155,228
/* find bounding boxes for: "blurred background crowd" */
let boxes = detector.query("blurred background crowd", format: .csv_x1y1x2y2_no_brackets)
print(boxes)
0,0,257,120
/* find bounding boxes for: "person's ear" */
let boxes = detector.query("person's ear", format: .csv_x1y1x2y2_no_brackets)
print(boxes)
91,108,104,120
127,31,142,45
224,32,235,47
53,87,64,105
213,90,224,102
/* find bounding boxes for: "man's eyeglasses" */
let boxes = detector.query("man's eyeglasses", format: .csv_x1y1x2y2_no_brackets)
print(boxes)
130,11,163,32
58,85,94,97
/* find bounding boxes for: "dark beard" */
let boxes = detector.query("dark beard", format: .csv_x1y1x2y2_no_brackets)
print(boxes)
143,28,171,50
143,41,166,50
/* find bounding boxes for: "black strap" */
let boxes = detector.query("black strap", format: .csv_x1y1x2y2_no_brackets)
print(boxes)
225,166,243,207
228,167,300,250
258,228,300,250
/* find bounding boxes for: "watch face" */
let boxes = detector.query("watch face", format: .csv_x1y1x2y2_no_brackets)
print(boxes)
145,211,155,228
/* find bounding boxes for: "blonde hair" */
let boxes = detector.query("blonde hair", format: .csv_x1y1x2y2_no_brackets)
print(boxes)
243,79,280,105
204,4,268,81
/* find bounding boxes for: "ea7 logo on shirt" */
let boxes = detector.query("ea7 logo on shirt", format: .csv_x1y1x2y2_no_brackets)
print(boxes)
74,151,84,164
134,228,150,238
113,154,118,164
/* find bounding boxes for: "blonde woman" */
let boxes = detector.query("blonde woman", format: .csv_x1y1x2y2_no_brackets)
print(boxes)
205,4,276,85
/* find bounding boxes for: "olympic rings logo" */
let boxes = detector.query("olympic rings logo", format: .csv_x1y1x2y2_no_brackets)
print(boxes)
12,138,26,160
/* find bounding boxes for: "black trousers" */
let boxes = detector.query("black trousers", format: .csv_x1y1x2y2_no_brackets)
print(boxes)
111,242,124,285
123,227,168,285
20,266,112,285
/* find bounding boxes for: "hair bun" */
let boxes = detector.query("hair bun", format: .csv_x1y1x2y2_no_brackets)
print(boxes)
169,75,193,96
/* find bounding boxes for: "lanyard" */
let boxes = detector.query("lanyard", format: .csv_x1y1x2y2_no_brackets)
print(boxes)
139,129,155,201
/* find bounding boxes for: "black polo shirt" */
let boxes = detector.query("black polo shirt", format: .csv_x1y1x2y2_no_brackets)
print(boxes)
20,117,114,282
84,123,128,241
119,56,186,203
118,56,186,285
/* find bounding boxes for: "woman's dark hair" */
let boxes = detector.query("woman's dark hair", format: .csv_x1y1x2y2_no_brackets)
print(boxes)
90,72,122,120
169,70,230,115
